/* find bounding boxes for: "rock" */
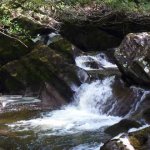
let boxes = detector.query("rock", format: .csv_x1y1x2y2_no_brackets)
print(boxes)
61,22,121,51
143,108,150,124
102,126,150,150
114,32,150,87
87,68,121,79
0,31,30,67
100,77,143,116
0,37,81,108
129,92,150,123
60,11,150,51
101,139,129,150
105,119,142,137
84,60,100,69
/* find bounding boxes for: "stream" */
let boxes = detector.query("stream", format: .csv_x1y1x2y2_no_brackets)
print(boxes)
0,53,147,150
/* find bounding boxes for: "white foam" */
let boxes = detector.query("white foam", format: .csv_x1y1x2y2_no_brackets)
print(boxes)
119,136,135,150
129,124,149,133
0,96,40,108
75,53,117,71
113,134,135,150
8,77,121,135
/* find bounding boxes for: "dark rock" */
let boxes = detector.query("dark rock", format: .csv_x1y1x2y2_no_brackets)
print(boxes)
101,77,143,116
0,32,30,67
76,67,90,83
61,22,121,51
105,119,141,137
60,12,150,51
0,37,81,108
143,108,150,124
87,68,121,79
102,126,150,150
114,32,150,87
84,61,100,69
12,15,59,36
101,139,128,150
129,92,150,122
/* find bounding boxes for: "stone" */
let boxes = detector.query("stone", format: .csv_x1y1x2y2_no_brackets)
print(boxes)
105,119,141,137
0,37,81,108
102,126,150,150
114,32,150,87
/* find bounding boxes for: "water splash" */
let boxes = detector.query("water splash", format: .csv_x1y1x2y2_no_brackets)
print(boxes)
75,53,117,70
8,77,121,135
0,95,41,108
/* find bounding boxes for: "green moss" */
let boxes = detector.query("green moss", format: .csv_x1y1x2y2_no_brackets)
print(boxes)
128,127,150,149
129,136,141,149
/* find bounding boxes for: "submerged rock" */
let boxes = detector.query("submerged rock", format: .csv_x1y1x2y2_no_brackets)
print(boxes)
114,32,150,87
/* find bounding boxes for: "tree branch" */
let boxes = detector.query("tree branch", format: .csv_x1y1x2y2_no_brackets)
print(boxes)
0,30,28,48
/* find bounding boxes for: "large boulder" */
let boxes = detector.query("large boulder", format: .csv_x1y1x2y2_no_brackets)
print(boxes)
114,32,150,87
0,31,30,67
105,119,141,137
0,35,81,108
60,11,150,51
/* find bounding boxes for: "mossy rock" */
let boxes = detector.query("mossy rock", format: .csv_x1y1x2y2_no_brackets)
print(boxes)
0,109,39,124
0,42,81,107
102,126,150,150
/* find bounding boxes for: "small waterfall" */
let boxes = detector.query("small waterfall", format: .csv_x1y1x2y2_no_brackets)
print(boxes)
6,52,150,150
74,77,114,114
9,77,121,135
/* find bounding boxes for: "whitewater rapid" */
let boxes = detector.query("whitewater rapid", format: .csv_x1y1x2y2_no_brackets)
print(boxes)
7,52,122,150
75,53,117,70
9,77,121,136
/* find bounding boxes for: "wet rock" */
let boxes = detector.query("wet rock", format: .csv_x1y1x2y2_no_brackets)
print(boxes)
0,39,81,108
87,68,121,79
76,67,90,83
84,61,100,69
114,32,150,87
102,126,150,150
101,139,129,150
143,108,150,124
105,119,142,137
129,92,150,123
101,77,143,116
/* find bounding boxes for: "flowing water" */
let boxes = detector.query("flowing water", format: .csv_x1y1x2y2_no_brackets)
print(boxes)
0,53,148,149
75,53,117,70
6,77,121,149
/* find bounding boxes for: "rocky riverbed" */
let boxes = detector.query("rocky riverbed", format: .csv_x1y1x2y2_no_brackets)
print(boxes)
0,1,150,150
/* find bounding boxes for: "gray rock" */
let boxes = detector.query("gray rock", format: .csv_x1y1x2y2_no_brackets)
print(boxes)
114,32,150,87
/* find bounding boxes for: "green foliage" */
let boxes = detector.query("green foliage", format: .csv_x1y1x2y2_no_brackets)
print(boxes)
53,0,150,13
0,15,30,38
